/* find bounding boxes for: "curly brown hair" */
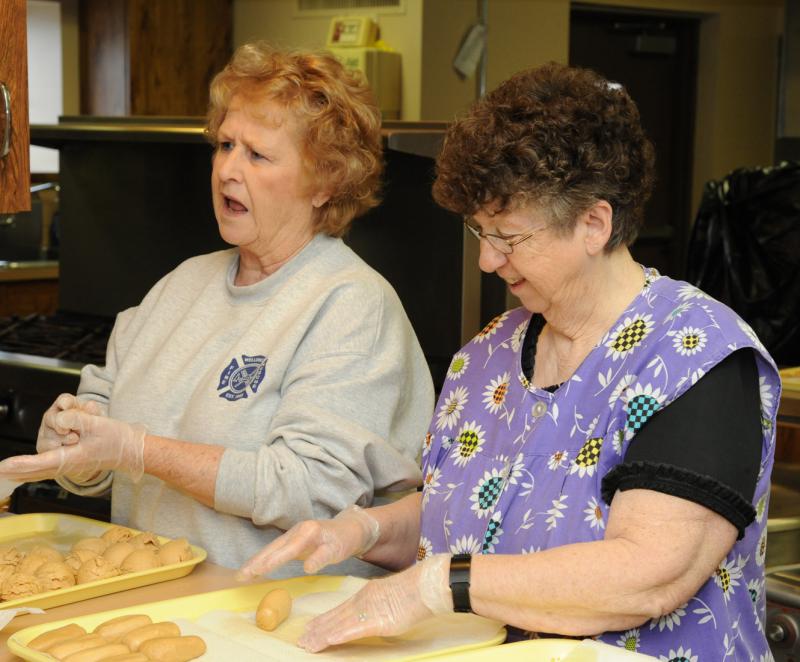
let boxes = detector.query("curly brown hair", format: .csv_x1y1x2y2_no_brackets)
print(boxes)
433,62,655,250
206,42,383,237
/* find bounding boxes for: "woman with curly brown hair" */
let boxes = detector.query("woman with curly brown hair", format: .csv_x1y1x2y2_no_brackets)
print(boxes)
0,42,433,572
239,62,779,659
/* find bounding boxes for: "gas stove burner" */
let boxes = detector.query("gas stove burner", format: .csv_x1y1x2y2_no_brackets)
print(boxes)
0,312,113,365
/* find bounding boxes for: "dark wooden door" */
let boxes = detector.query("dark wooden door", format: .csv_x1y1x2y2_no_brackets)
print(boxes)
0,0,30,213
570,8,699,279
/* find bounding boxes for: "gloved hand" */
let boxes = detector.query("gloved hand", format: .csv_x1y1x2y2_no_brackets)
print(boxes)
37,394,104,452
238,504,381,580
0,410,146,484
297,554,453,653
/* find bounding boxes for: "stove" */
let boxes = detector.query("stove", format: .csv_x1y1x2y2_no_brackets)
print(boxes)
767,565,800,659
0,313,114,520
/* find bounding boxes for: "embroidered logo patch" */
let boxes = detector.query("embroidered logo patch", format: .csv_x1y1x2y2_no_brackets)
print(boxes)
217,354,267,401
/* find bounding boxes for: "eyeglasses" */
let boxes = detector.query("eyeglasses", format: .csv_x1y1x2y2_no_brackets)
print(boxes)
463,218,545,254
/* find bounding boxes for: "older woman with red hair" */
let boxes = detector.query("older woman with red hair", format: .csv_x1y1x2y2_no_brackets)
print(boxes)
0,42,433,572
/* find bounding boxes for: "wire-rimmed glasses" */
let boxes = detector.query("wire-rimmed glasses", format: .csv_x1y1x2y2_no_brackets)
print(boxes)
463,218,545,254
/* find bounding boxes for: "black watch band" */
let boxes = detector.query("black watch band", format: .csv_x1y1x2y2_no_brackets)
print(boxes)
449,553,472,613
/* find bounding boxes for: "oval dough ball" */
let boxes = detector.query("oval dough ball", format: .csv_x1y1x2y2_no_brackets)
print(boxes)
0,564,15,586
103,542,135,568
36,561,77,591
120,549,161,573
65,549,99,574
139,635,207,661
122,622,181,651
0,545,23,568
27,622,86,651
255,588,292,631
28,544,63,563
72,537,107,556
93,614,153,641
158,539,193,566
46,633,107,659
61,643,131,662
101,526,136,545
16,554,47,576
129,532,160,551
76,556,120,584
0,572,42,600
103,655,149,662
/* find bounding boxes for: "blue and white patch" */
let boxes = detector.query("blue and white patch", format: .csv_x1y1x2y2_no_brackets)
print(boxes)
217,354,267,401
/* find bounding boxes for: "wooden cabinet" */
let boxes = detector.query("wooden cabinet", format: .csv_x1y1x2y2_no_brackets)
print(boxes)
0,0,31,213
79,0,232,116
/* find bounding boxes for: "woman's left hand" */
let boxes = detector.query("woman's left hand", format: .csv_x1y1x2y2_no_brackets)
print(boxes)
297,555,452,653
0,410,146,484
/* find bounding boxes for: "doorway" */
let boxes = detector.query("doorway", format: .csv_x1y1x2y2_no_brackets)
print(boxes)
570,5,700,279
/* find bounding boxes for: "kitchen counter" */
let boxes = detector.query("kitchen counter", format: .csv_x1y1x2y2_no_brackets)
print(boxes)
780,387,800,426
0,560,241,660
0,261,58,283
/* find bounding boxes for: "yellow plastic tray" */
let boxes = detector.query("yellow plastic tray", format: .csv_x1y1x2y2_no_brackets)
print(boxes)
8,576,506,661
430,638,658,660
431,639,579,660
0,512,205,610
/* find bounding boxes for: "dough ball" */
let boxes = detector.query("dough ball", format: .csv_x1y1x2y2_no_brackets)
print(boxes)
16,554,48,576
158,539,193,565
27,544,63,563
65,549,99,574
120,549,161,573
0,545,23,568
103,541,136,568
0,564,15,586
129,532,160,551
36,561,76,591
76,555,120,584
72,537,108,555
101,526,136,545
0,572,42,600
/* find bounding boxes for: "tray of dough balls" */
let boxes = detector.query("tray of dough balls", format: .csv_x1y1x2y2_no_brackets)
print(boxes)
8,575,506,661
0,513,206,611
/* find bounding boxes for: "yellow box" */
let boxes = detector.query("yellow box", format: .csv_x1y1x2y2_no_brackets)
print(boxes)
328,46,401,119
0,513,205,610
326,16,378,48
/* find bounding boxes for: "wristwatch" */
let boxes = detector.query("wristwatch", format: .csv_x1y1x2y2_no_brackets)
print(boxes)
449,553,472,613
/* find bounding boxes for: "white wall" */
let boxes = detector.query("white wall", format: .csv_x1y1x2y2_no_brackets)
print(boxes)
27,0,62,173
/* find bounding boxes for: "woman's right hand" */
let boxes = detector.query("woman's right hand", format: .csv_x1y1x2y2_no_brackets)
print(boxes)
238,504,380,580
36,394,103,452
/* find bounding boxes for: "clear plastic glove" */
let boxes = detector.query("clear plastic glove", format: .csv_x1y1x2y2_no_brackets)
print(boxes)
0,410,145,484
36,394,103,452
238,504,380,580
297,554,453,653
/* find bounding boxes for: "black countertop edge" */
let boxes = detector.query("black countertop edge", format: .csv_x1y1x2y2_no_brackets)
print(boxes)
31,118,447,159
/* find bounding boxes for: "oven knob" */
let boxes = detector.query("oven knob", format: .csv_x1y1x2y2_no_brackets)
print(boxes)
767,613,799,648
769,622,787,643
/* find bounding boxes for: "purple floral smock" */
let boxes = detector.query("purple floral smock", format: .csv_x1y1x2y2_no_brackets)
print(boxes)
418,269,780,661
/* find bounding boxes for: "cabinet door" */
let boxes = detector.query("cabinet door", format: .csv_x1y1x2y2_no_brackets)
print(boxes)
0,0,30,213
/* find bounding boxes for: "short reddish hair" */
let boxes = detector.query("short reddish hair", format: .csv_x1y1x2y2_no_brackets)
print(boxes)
207,42,383,237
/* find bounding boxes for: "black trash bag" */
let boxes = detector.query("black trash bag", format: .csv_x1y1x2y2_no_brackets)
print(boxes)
686,161,800,367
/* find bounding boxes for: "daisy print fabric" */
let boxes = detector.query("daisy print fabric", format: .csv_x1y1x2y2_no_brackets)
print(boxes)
419,268,781,660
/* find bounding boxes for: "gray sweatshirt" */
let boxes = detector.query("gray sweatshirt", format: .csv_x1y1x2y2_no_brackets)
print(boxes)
63,234,434,571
